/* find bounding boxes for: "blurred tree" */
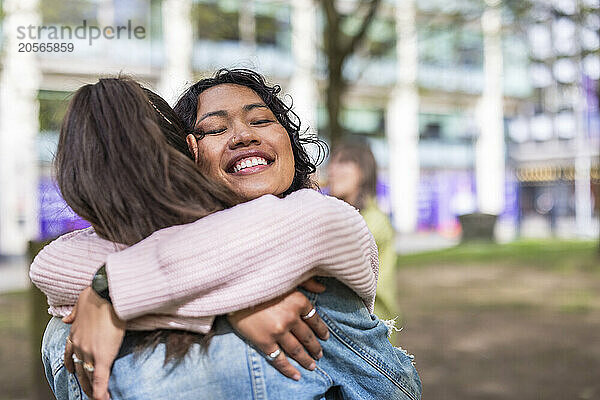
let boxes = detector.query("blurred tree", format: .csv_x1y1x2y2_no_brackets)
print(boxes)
38,91,69,133
318,0,382,146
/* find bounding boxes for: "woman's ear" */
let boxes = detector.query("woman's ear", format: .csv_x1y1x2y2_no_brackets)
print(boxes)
186,134,200,164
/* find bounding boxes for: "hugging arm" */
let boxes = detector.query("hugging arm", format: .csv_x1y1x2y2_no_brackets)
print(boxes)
106,189,378,321
30,189,378,324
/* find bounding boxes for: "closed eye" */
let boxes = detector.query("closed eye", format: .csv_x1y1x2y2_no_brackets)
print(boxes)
194,127,226,139
251,119,275,126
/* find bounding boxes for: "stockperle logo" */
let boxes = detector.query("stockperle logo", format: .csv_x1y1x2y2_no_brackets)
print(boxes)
17,20,146,46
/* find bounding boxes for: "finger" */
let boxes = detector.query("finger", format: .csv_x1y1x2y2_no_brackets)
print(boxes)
62,309,76,324
298,278,326,293
301,307,329,341
278,332,317,372
81,351,95,386
291,321,323,360
64,337,75,373
83,361,95,388
260,344,301,381
92,360,111,400
75,360,94,398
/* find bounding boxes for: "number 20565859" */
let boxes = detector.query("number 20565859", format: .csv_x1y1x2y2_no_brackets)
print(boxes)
18,42,74,52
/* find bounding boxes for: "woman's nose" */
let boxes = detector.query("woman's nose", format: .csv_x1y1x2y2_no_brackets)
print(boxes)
229,123,260,149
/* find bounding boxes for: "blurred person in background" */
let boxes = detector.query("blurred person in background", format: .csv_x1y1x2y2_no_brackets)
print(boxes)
327,141,399,335
31,71,421,400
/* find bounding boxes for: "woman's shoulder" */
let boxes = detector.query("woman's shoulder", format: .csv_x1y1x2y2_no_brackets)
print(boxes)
360,198,394,239
42,226,124,254
284,189,360,213
288,188,356,207
222,189,360,219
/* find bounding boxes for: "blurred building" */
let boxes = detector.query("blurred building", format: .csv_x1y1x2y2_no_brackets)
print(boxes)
508,3,600,238
0,0,598,256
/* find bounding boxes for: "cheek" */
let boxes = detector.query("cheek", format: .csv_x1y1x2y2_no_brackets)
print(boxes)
196,143,221,177
278,137,296,186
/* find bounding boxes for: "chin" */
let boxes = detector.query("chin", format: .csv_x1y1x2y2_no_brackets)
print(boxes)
238,186,277,201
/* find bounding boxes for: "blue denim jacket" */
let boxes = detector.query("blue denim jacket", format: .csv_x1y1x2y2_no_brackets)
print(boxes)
42,278,421,399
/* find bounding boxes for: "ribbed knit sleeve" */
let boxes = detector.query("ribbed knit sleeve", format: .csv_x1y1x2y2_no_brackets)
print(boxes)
106,190,377,320
30,189,379,332
29,227,123,314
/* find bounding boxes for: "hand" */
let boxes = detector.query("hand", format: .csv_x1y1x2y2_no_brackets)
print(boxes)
63,287,126,400
227,279,329,381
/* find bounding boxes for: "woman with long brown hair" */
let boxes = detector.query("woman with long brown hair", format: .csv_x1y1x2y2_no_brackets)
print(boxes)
31,71,421,400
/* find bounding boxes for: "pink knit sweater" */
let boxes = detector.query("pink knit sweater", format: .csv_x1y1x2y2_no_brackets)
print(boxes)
30,189,379,334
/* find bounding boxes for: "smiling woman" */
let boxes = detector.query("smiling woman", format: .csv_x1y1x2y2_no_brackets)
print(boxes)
175,68,323,196
185,84,295,201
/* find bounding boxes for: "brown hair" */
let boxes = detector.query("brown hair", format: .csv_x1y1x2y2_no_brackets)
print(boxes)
56,77,240,362
330,140,378,210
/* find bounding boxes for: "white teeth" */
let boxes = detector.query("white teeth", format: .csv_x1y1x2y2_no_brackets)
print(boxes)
234,157,268,172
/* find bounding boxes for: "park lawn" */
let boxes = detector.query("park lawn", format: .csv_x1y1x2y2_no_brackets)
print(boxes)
397,239,599,271
0,290,31,400
394,239,600,400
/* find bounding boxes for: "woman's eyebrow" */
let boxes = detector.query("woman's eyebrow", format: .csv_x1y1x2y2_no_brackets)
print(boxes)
243,103,268,111
197,110,227,123
197,103,267,123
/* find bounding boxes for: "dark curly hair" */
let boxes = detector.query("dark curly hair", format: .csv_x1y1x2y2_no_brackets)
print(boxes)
173,68,327,195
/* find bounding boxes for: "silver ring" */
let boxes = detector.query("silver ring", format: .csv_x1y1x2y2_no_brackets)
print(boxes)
83,362,95,373
72,354,83,364
265,348,281,362
301,308,316,320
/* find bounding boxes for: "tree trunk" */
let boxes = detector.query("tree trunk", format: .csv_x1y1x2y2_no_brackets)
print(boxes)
326,58,345,147
320,0,381,147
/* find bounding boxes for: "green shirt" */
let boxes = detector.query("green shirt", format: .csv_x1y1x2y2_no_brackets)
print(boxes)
360,197,397,323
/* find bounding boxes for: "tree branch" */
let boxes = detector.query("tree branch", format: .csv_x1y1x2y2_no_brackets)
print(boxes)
343,0,382,57
321,0,340,52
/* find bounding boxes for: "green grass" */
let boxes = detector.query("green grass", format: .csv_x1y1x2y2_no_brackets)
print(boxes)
0,290,30,400
558,289,595,314
0,290,28,329
397,239,600,271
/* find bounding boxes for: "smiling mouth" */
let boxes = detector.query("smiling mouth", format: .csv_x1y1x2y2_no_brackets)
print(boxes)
228,156,273,175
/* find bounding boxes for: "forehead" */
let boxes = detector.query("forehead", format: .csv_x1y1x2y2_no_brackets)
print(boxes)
197,84,264,114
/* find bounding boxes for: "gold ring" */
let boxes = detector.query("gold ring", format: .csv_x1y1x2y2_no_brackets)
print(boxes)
83,362,95,373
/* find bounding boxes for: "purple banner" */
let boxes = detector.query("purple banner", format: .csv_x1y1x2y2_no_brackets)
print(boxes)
377,169,519,236
38,177,90,240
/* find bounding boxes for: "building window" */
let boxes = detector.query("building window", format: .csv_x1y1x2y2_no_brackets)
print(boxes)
192,0,291,49
421,122,441,140
254,2,291,48
418,27,483,68
41,0,99,25
193,0,240,42
419,112,475,142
